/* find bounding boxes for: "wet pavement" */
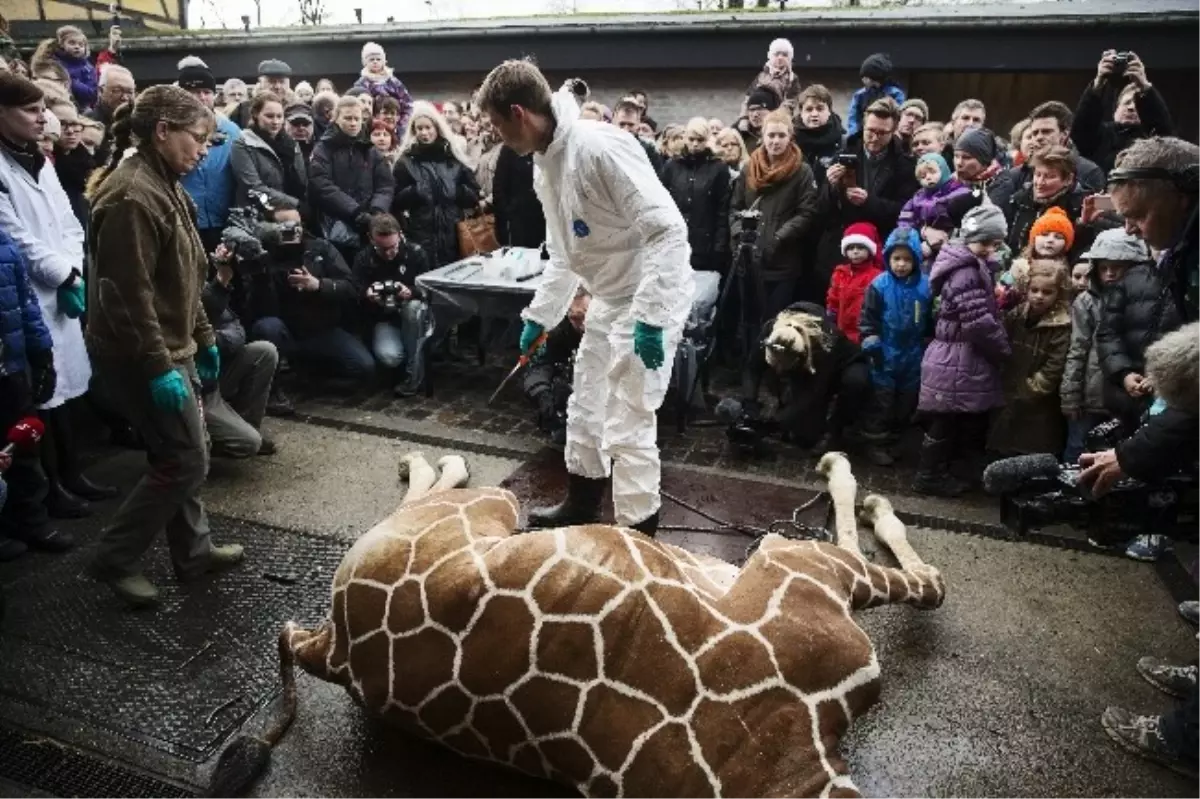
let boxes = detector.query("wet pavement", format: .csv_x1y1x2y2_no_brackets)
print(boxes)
0,380,1196,797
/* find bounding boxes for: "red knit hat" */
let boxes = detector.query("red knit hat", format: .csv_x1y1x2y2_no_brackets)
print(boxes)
1028,206,1075,251
841,221,883,267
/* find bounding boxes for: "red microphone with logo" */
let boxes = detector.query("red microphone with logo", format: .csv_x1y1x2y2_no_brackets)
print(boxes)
0,417,44,471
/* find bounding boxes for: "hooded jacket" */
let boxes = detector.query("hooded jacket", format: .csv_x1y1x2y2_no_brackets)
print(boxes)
181,115,241,231
918,242,1010,414
309,126,395,226
845,83,906,138
1059,276,1107,416
897,178,973,233
661,149,732,274
859,227,932,391
987,301,1071,455
230,127,309,211
522,88,693,332
0,228,54,377
53,50,98,111
392,138,480,268
87,150,216,378
1094,259,1183,386
351,70,415,130
1071,83,1173,174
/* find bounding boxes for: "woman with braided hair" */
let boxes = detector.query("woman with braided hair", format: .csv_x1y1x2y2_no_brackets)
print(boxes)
85,84,244,608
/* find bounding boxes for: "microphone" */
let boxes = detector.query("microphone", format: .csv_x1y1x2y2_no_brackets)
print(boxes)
982,453,1061,495
714,397,744,424
2,417,45,461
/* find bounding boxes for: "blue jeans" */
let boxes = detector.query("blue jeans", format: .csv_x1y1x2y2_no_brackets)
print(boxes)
369,302,430,390
372,322,406,368
1063,413,1107,465
249,317,375,382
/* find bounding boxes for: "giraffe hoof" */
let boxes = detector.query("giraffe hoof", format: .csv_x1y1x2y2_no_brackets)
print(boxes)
436,455,470,488
860,494,892,525
397,452,426,480
816,451,850,477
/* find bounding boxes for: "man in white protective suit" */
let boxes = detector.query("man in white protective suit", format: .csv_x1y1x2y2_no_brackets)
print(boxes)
478,60,694,535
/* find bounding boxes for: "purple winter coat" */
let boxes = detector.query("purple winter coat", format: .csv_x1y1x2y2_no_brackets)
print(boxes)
897,179,972,235
53,51,98,111
352,71,414,131
918,242,1011,414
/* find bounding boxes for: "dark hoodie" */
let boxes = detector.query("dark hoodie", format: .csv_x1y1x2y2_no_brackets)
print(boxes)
661,148,732,273
308,126,395,228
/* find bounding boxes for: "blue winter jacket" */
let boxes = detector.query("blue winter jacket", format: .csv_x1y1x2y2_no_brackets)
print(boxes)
182,115,242,232
859,227,932,391
845,83,907,138
0,228,54,377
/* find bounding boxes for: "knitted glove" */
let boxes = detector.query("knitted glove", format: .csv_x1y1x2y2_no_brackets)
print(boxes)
196,345,221,383
633,321,665,370
149,370,189,413
57,278,86,319
519,320,545,355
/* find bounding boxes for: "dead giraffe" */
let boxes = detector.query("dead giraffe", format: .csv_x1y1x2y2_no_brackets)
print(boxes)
211,451,945,798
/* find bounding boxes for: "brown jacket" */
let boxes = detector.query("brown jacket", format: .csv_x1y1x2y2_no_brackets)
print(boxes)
86,150,216,378
987,303,1071,456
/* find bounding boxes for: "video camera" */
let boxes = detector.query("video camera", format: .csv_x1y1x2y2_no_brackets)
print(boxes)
222,189,302,267
984,421,1197,545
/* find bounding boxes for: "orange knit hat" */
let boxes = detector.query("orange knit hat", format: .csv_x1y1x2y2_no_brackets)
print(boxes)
1028,206,1075,252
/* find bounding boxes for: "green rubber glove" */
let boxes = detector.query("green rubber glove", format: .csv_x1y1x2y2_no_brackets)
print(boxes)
197,345,221,382
57,279,85,319
519,320,545,355
633,321,665,370
149,369,189,413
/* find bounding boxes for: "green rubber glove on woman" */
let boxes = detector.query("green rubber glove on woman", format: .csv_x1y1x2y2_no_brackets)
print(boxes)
149,370,189,413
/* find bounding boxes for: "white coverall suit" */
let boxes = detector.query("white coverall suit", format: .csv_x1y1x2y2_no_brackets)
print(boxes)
523,89,694,526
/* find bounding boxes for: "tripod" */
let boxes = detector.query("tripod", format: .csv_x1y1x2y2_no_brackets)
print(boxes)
715,224,768,366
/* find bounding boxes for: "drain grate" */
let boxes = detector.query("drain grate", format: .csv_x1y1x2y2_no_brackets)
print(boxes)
0,724,194,797
0,514,345,763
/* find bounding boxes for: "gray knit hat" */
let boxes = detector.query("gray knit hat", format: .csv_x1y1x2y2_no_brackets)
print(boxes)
1080,228,1150,263
960,203,1008,244
954,127,995,164
899,98,928,121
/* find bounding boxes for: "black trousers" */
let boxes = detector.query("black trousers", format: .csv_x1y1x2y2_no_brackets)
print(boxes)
0,374,50,540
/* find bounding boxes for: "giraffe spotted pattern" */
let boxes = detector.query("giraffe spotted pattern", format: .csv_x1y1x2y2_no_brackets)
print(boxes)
280,453,945,798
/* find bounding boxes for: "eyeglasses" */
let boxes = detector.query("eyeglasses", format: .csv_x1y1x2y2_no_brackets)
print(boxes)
62,123,83,133
863,126,893,139
177,128,211,145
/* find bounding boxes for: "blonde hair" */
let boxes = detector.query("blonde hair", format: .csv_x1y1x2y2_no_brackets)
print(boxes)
684,116,710,143
400,100,472,167
1022,259,1071,311
913,121,946,146
55,25,86,45
761,108,793,137
715,128,750,169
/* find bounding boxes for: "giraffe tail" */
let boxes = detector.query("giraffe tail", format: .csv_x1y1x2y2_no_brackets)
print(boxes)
205,624,300,797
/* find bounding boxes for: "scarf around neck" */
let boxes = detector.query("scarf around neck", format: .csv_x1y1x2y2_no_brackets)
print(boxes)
746,142,802,193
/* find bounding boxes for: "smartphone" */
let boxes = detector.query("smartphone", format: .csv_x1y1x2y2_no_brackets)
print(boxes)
1092,194,1115,212
835,153,858,170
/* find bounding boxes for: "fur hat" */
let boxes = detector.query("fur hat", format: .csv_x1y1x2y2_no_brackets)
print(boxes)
860,53,893,82
960,203,1008,244
1144,321,1199,415
177,55,216,92
1028,207,1075,251
899,98,929,121
841,221,882,259
361,42,385,66
917,152,951,187
954,127,996,165
1080,228,1150,263
746,86,781,112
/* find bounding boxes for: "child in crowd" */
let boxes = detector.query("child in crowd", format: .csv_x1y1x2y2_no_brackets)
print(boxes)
859,227,932,466
370,120,401,168
997,206,1074,310
910,122,946,158
915,204,1011,496
48,26,97,111
353,42,415,131
987,260,1071,457
897,152,972,261
1069,262,1090,302
846,52,906,137
827,222,883,345
1061,228,1149,463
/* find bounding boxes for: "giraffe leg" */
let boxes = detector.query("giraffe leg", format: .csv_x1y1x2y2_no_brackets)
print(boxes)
397,452,438,505
816,452,861,556
430,455,470,494
860,494,945,609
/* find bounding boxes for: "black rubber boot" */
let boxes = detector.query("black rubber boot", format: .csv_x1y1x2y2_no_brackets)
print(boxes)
62,472,120,501
629,510,660,537
527,475,606,529
45,481,92,519
912,436,968,497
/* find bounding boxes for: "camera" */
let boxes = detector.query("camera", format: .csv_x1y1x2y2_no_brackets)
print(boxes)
370,280,407,312
1111,51,1131,77
835,153,859,170
735,209,761,246
222,190,302,268
565,78,589,101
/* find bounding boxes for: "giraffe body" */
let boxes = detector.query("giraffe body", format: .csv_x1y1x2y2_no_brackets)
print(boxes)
273,454,944,798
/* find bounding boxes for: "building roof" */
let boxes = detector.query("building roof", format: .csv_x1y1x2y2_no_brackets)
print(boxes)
87,0,1200,52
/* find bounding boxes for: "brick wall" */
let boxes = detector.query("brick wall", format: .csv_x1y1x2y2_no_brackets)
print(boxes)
323,68,862,128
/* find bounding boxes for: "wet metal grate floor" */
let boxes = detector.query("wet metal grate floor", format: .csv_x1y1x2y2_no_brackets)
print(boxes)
0,515,346,763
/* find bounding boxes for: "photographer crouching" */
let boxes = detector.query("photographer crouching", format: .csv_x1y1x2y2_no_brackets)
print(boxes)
237,207,376,389
522,288,591,446
350,214,431,397
1075,136,1197,778
718,302,870,454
